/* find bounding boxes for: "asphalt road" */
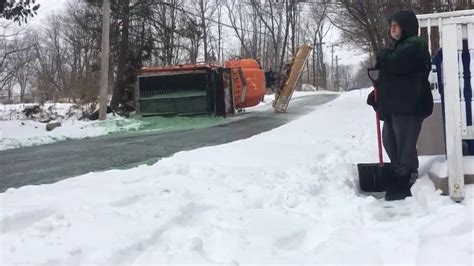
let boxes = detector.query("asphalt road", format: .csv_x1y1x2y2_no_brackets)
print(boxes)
0,94,338,192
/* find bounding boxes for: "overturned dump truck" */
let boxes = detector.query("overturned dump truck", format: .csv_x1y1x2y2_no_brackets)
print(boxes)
135,59,265,117
135,45,312,117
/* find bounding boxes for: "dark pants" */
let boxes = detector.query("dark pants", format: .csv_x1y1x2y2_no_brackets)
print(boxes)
382,114,424,176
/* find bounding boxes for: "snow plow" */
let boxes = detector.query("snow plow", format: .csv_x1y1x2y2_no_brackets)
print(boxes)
273,45,313,112
135,45,312,117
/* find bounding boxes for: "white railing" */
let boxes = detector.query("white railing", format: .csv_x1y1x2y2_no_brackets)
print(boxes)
417,10,474,202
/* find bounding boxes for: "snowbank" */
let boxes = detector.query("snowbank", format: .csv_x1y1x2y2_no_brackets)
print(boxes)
2,102,88,118
248,90,340,112
0,102,146,150
1,89,472,265
0,117,146,150
429,157,474,177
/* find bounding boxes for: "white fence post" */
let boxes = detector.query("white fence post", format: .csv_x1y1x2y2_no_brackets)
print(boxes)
442,22,466,202
467,23,474,138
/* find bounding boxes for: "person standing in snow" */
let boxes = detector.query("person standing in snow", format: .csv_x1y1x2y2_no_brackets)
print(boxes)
367,10,433,201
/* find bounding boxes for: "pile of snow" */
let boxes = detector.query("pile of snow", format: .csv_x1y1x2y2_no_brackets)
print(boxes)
302,83,317,91
0,103,146,151
1,89,472,265
249,90,339,112
0,116,145,151
430,157,474,177
0,103,87,121
301,84,340,93
294,89,339,95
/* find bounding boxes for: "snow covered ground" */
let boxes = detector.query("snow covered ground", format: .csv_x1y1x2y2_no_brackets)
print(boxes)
247,90,339,113
0,103,146,151
1,89,472,265
0,91,330,151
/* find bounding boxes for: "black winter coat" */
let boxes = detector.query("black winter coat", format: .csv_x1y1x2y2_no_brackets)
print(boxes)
368,10,433,118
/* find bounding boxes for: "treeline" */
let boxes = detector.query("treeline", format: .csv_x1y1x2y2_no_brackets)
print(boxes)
0,0,471,106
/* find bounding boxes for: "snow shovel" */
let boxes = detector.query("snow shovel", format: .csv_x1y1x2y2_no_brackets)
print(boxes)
357,67,392,192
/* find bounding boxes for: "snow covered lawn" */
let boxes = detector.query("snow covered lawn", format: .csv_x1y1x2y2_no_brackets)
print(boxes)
0,103,146,151
1,89,472,265
0,116,146,150
248,90,340,112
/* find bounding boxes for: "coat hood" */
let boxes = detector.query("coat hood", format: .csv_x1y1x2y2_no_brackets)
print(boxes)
389,10,419,41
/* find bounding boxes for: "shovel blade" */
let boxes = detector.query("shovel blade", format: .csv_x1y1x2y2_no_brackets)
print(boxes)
357,163,393,192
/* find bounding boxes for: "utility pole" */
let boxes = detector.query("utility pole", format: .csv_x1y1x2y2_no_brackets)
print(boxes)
335,55,341,91
327,43,338,91
315,42,325,90
99,0,110,120
217,2,222,64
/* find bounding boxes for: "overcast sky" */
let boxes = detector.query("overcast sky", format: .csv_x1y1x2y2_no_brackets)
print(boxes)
28,0,68,25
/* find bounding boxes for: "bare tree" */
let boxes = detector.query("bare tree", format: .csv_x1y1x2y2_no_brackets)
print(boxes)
150,0,182,65
224,1,254,58
11,34,36,102
178,17,203,63
332,0,474,56
330,0,401,54
33,14,70,102
2,0,363,105
63,1,101,102
195,0,218,62
337,64,353,91
299,1,329,89
249,0,285,70
0,22,32,101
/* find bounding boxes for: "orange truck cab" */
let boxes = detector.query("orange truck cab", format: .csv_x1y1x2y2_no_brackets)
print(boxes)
136,59,266,117
224,59,266,109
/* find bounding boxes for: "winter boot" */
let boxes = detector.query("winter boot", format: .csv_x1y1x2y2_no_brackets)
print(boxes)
384,174,400,201
384,172,417,201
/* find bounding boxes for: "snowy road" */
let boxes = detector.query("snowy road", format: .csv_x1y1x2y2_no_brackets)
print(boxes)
0,94,338,192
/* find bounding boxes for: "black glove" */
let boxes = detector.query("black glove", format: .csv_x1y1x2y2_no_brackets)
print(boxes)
366,90,377,112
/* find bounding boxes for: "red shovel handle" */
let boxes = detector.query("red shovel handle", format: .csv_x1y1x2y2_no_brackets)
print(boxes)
374,88,384,166
367,67,384,166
